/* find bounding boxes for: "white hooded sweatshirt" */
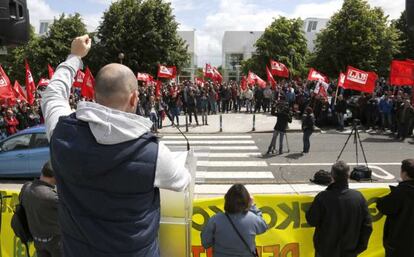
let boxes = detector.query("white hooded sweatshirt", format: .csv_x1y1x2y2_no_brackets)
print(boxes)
41,55,191,192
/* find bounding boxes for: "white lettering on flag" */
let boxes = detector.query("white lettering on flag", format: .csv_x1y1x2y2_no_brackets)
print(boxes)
348,70,368,84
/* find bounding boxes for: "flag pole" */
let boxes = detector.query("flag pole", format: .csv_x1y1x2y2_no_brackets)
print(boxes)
334,84,339,105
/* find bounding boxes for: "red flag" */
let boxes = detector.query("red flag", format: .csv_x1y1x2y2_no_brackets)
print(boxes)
13,81,27,102
37,78,50,88
212,67,223,84
157,65,176,79
0,66,15,103
204,64,215,79
155,80,161,97
247,71,266,88
307,68,329,83
73,70,85,88
266,66,277,89
270,60,289,78
81,67,95,99
48,64,54,79
389,60,414,86
25,60,36,105
338,72,346,88
137,72,153,82
343,66,378,93
195,77,204,87
240,76,247,91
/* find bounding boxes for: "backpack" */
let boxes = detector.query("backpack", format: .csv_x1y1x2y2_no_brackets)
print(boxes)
310,170,332,186
350,166,372,181
11,183,32,256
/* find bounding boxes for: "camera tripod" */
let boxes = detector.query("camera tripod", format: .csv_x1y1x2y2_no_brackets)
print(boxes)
336,119,369,166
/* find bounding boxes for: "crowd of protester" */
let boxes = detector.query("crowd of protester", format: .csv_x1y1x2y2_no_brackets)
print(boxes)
1,76,413,139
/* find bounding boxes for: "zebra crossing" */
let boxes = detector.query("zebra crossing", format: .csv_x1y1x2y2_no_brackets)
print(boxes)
160,134,276,184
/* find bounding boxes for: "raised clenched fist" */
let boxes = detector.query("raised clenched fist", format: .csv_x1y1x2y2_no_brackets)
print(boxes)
71,35,92,58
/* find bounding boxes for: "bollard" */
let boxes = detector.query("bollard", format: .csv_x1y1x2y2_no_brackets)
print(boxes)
185,114,189,132
205,114,208,125
219,114,223,132
252,114,256,131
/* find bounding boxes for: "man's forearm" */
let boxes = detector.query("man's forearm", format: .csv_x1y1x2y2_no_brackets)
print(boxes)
41,55,83,139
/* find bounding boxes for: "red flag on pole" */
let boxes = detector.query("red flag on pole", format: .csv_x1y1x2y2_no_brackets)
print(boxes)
157,65,176,79
307,68,329,83
13,81,27,102
37,78,50,88
270,60,289,78
195,77,204,87
247,71,266,88
266,66,277,89
48,64,54,79
73,70,85,88
240,76,247,91
0,65,15,103
343,66,378,93
25,60,36,105
338,72,346,88
137,72,153,82
212,67,223,84
81,67,95,99
389,60,414,86
155,80,161,97
204,64,214,79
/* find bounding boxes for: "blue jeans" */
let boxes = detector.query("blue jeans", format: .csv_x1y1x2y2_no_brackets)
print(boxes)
337,112,344,129
268,130,284,152
303,129,313,153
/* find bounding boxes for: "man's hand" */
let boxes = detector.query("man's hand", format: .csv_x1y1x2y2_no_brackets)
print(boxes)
71,35,91,58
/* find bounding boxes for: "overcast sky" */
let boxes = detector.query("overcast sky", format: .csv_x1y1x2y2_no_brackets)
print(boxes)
29,0,405,66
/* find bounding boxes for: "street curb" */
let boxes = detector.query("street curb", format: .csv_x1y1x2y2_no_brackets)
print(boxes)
156,128,321,135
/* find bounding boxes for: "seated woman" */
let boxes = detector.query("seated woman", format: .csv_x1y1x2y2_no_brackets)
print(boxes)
201,184,268,257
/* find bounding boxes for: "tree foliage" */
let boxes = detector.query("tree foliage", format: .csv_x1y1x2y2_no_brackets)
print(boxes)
1,14,87,83
310,0,400,77
241,17,308,78
392,11,414,60
90,0,189,76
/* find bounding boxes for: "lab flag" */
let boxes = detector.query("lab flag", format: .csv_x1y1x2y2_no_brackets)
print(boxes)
270,60,289,78
343,66,378,93
25,60,36,105
307,68,329,83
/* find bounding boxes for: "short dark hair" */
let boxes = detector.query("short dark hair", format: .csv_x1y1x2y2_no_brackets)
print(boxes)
224,184,250,214
402,159,414,179
331,161,350,183
41,161,54,178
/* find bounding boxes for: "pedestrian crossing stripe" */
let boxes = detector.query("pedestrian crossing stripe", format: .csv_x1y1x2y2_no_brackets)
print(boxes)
197,161,268,167
161,135,252,139
162,140,256,145
196,171,274,179
194,152,261,158
169,146,259,150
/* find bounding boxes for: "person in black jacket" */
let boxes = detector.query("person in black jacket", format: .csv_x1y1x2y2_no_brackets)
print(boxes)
376,159,414,257
306,161,373,257
335,95,347,131
302,107,315,153
266,104,292,155
20,161,61,257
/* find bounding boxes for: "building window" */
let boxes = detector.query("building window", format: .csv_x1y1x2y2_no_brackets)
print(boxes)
39,22,49,35
307,21,318,32
225,53,243,69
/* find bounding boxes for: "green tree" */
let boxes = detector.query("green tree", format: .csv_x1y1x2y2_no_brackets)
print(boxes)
311,0,400,77
90,0,189,76
392,11,414,60
2,14,87,83
241,17,308,78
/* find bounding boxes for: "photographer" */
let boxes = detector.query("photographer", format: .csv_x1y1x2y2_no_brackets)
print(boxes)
266,102,292,155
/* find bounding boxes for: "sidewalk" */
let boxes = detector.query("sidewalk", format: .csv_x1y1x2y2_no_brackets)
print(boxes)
157,112,317,134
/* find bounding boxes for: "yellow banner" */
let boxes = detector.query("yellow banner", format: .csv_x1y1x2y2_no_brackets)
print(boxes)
191,188,390,257
0,188,389,257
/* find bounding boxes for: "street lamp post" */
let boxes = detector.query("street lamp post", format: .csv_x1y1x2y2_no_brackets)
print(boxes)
118,52,125,64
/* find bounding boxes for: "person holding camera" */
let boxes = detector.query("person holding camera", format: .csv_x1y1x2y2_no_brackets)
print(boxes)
266,103,292,155
201,184,267,257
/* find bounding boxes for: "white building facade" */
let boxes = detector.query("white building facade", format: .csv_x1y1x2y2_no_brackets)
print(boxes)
221,18,329,81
